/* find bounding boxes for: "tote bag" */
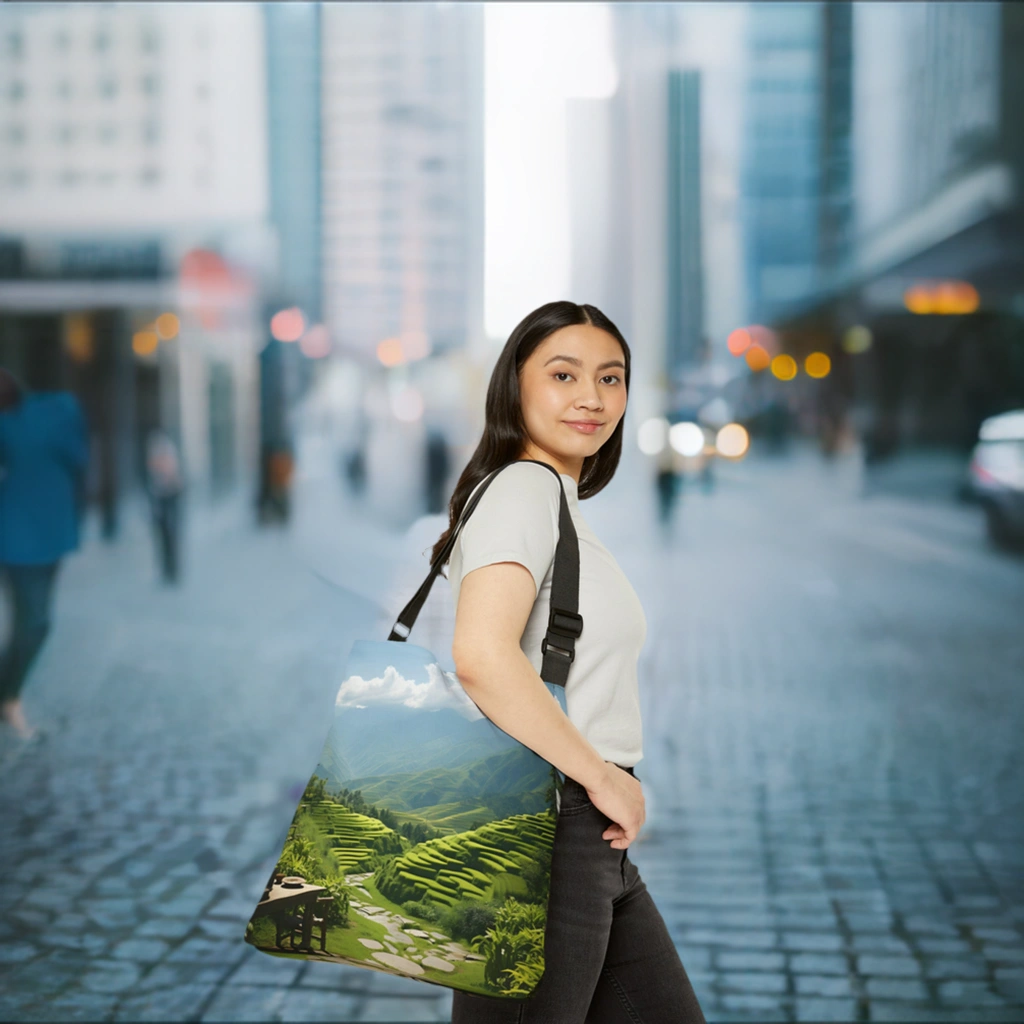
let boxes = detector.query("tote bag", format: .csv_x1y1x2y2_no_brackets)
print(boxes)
243,459,584,1000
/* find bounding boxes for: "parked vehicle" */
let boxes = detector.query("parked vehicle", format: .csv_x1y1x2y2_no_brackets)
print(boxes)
968,409,1024,549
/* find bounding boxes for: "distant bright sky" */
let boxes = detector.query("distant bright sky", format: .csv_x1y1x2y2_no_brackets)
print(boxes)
484,3,618,341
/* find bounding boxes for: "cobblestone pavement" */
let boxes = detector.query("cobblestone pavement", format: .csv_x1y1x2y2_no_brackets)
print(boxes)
1,435,1022,1023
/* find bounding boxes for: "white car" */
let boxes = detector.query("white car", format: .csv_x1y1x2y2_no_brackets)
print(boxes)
969,409,1024,548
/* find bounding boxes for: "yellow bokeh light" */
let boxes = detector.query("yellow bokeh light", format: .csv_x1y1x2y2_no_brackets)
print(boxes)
805,352,831,378
65,313,94,363
377,337,405,367
133,330,159,357
934,281,979,315
904,286,932,314
716,423,749,458
904,280,979,315
771,354,797,380
155,312,180,339
745,344,770,372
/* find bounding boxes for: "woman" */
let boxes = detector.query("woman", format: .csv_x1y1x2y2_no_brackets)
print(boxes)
433,302,706,1023
0,368,89,742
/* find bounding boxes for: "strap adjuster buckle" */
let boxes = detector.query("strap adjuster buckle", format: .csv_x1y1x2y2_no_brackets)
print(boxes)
541,636,575,664
547,607,583,640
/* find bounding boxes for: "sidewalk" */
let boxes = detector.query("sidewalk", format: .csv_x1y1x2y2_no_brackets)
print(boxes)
1,434,1021,1023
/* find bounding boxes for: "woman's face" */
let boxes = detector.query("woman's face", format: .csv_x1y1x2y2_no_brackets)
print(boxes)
518,323,627,478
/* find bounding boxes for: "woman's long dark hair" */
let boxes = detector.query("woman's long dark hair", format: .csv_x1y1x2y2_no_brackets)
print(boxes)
429,300,631,570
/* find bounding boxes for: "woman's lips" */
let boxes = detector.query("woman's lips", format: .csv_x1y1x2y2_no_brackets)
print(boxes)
564,421,603,434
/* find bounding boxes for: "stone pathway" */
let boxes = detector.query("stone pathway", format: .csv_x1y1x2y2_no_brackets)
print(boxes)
343,873,475,975
0,437,1022,1022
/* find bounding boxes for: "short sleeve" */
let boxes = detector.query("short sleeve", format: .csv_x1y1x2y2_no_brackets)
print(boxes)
455,462,561,598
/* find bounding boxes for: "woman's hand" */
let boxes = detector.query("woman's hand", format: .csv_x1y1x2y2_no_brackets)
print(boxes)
587,762,645,850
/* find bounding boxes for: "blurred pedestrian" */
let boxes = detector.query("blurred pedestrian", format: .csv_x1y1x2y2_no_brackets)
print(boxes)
655,441,681,533
425,428,450,515
145,429,185,584
0,368,88,742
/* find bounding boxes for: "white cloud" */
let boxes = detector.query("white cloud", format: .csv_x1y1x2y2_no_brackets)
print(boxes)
335,662,485,721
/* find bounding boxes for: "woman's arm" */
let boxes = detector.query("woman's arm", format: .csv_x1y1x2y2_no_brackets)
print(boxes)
452,559,645,849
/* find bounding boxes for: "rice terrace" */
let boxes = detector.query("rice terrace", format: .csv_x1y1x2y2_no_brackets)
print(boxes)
244,642,566,998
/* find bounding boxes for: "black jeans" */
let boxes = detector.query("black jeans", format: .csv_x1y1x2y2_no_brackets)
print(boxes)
0,562,61,704
450,768,706,1024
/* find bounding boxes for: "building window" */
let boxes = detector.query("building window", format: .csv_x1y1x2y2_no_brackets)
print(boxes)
58,168,83,187
5,123,27,145
141,118,160,145
141,73,160,96
97,122,118,144
56,122,76,145
140,27,159,53
98,76,119,100
53,29,70,51
9,80,26,102
56,79,73,101
94,29,112,53
139,165,161,186
5,168,29,188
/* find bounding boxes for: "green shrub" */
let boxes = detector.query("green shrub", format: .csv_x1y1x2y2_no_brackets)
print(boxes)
402,899,443,924
474,897,547,995
442,899,497,942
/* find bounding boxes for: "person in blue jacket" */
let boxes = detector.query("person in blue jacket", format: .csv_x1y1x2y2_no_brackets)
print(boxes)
0,368,89,741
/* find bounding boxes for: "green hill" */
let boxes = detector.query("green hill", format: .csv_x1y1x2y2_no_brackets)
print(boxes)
306,802,406,872
374,810,556,908
338,746,553,832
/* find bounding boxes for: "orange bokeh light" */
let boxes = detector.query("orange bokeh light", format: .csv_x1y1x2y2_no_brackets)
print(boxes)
745,344,770,372
132,330,158,356
904,280,979,315
155,313,180,339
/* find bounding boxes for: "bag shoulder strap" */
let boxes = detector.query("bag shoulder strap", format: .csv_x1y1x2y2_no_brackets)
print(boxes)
386,459,583,688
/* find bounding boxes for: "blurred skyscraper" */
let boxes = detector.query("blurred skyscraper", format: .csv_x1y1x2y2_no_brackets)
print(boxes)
665,67,705,375
739,2,832,326
746,1,1024,452
264,3,322,328
320,3,485,363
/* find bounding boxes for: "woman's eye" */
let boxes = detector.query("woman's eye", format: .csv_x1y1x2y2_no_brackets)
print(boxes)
554,372,621,384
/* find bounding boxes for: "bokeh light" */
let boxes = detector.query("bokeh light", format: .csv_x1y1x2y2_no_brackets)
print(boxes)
842,325,873,354
771,354,798,380
727,328,752,356
132,330,159,357
65,314,95,364
155,313,180,340
715,423,749,458
669,421,706,457
638,417,669,456
745,344,770,372
300,324,331,359
805,352,831,378
270,307,305,342
377,337,405,367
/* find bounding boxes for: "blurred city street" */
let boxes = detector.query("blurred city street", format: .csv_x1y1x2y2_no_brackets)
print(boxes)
1,437,1022,1023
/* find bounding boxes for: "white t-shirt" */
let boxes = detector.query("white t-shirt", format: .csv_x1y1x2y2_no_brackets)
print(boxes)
446,460,645,768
